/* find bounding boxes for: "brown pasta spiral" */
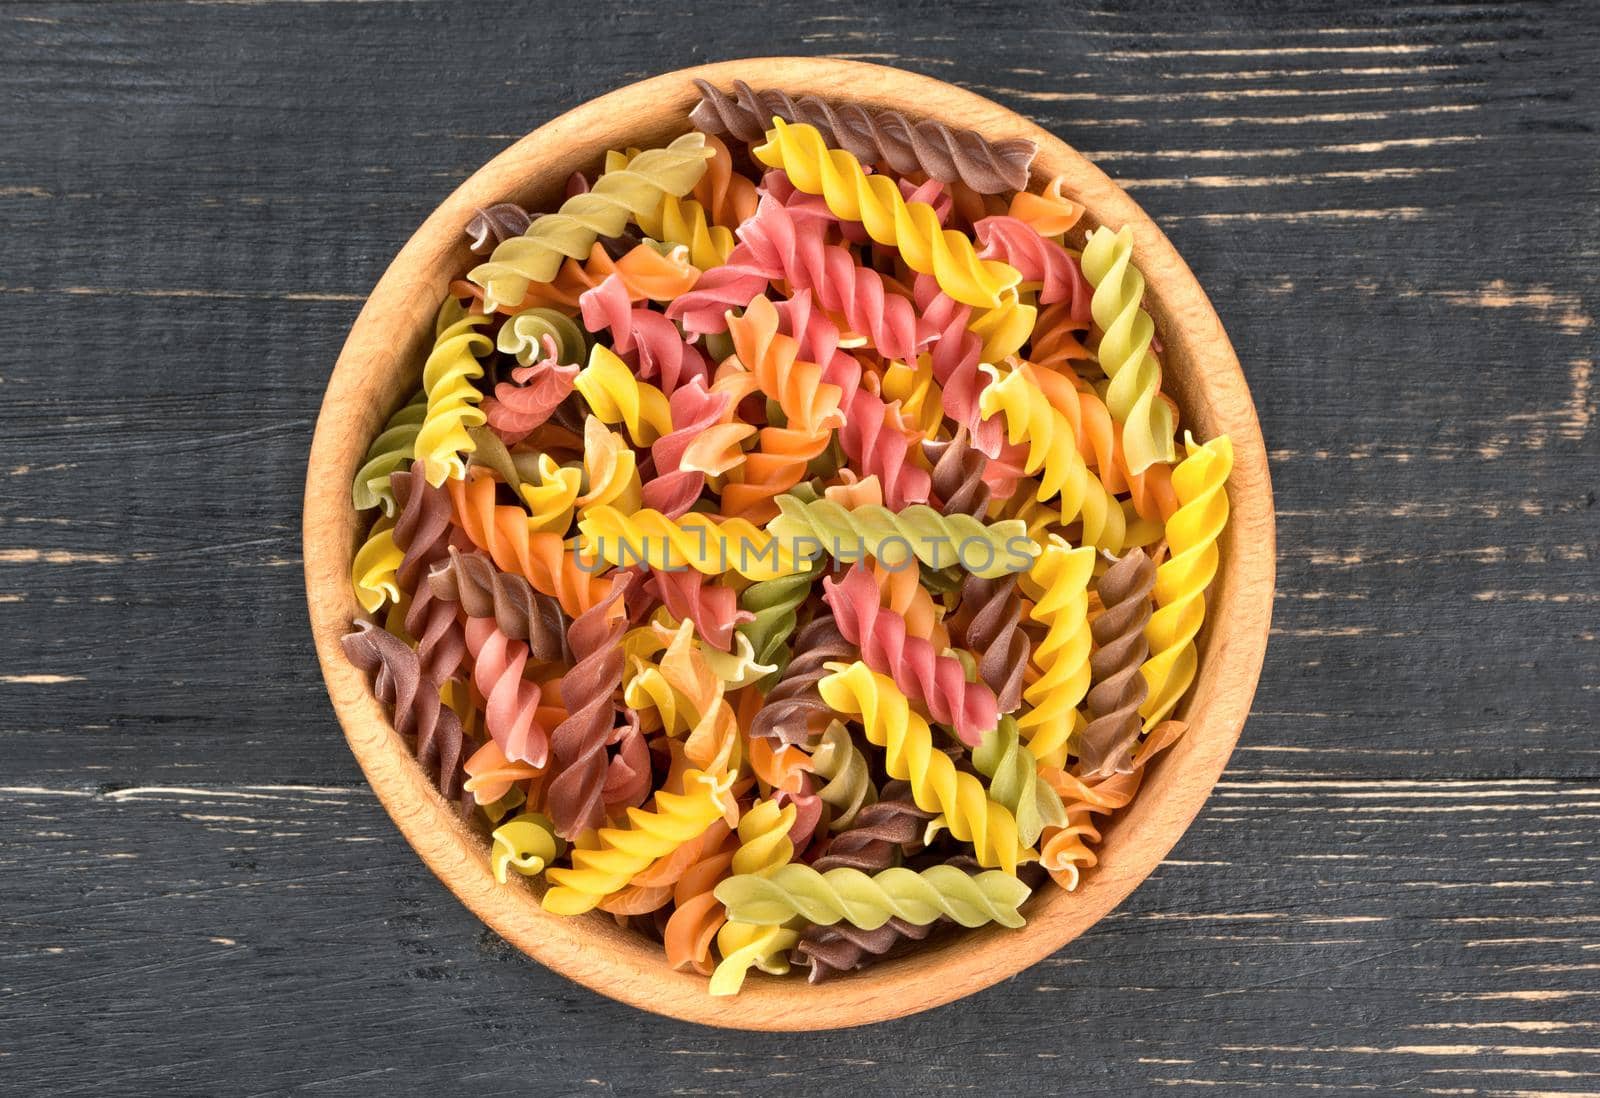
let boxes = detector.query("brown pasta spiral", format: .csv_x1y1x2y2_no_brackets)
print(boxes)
465,202,531,255
428,546,569,664
922,427,991,518
690,79,1037,194
749,615,854,747
949,574,1031,714
792,918,932,984
402,577,466,686
391,460,462,592
341,619,468,800
810,785,930,873
1079,548,1156,777
545,573,633,839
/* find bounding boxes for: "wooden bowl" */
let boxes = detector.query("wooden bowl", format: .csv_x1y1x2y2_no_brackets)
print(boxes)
303,57,1274,1030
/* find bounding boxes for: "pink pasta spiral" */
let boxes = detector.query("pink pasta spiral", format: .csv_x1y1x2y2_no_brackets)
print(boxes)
777,786,826,855
579,273,709,397
646,568,752,653
341,619,468,800
839,388,932,509
462,615,546,768
482,338,581,445
770,296,935,506
545,574,632,839
911,275,1007,458
974,215,1092,312
668,187,927,363
641,375,732,517
601,710,652,812
772,290,863,407
822,565,998,745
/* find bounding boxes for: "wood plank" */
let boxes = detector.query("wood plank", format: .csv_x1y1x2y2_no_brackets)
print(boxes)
0,0,1595,1087
2,780,1596,1094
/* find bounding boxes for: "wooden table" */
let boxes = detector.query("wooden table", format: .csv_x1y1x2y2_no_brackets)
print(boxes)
3,3,1595,1094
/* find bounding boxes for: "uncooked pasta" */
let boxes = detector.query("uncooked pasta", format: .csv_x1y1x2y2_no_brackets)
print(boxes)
339,81,1233,994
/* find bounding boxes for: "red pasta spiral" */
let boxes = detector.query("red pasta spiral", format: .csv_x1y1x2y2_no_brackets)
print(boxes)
646,568,751,653
580,272,709,397
642,375,733,518
974,215,1092,312
911,275,1008,458
822,565,998,745
482,340,580,445
601,710,651,812
669,187,928,363
462,615,546,767
839,388,932,509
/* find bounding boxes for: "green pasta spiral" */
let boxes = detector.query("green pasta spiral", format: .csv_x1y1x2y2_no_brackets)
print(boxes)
971,716,1066,848
352,390,426,514
468,133,714,310
715,863,1031,930
766,495,1038,579
496,306,587,367
735,556,822,686
811,720,878,831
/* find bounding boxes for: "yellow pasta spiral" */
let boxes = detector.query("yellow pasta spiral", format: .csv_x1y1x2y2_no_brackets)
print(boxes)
977,363,1125,552
709,798,800,994
573,344,674,447
350,518,403,613
468,132,714,310
573,416,642,514
1080,225,1179,475
416,299,494,486
577,506,799,581
543,769,730,915
490,813,561,884
1018,538,1096,763
753,119,1020,309
970,287,1037,362
880,357,944,440
516,453,581,535
1140,433,1232,726
622,619,743,776
708,924,798,996
818,662,1026,874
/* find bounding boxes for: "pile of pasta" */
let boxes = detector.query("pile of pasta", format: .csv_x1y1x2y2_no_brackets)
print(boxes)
345,80,1233,995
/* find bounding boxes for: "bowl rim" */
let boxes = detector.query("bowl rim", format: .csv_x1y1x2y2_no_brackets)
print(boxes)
303,56,1275,1031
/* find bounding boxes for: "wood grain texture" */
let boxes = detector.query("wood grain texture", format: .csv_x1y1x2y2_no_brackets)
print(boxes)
1,0,1595,1090
302,56,1274,1030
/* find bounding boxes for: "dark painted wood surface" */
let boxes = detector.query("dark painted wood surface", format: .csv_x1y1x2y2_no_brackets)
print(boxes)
2,2,1595,1094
